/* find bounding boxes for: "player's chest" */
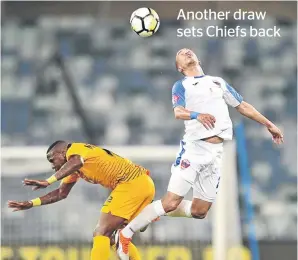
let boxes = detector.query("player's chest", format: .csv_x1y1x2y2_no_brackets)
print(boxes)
185,83,223,103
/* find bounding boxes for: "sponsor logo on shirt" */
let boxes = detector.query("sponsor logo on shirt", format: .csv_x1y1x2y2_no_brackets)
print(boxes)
181,159,190,169
213,80,221,86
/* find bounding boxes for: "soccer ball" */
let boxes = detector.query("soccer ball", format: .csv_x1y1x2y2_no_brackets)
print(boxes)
130,7,160,37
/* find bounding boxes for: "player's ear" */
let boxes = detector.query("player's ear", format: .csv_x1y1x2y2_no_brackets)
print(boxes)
178,66,183,73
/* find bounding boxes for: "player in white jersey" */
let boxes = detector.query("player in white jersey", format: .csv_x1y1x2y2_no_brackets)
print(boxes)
116,48,284,259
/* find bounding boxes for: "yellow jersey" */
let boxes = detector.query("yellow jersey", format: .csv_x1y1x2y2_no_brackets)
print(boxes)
62,143,149,190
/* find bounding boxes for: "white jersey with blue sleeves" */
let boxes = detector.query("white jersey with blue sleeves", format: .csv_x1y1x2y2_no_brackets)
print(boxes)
172,75,243,141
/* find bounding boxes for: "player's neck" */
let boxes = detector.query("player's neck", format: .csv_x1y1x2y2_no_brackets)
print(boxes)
184,66,204,77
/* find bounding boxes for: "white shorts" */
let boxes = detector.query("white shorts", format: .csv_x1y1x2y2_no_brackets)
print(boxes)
167,139,223,202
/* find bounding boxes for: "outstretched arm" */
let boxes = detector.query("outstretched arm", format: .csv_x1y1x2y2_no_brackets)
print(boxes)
53,155,83,180
22,155,83,190
236,101,284,144
8,182,76,212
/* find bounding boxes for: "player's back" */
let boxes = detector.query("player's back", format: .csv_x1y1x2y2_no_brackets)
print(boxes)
172,75,243,141
65,143,148,189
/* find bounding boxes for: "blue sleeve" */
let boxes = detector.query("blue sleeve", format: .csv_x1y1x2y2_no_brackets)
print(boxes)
172,80,186,108
223,82,243,107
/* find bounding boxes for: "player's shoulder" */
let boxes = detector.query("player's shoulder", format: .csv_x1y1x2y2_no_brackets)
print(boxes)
69,142,86,149
172,78,186,89
205,75,227,88
66,143,84,155
66,143,100,160
67,142,97,154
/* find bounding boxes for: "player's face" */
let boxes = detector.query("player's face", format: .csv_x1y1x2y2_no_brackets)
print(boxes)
47,151,66,171
176,48,199,72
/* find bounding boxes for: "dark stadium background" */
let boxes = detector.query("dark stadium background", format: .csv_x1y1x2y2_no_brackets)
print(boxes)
1,1,297,260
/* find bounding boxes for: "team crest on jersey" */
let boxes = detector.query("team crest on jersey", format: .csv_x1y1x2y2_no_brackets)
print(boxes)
172,95,179,104
181,159,190,169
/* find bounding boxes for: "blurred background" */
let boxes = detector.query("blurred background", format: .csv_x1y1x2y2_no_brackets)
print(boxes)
1,1,297,260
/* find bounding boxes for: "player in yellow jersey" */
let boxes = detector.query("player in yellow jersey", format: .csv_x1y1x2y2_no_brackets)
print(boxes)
8,140,155,260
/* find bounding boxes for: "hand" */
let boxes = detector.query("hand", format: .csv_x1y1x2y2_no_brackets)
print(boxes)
197,113,216,130
7,200,33,212
267,124,284,144
23,179,49,191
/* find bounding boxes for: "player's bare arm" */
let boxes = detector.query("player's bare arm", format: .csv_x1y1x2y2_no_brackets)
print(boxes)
174,106,216,130
54,155,83,179
7,182,76,212
23,155,83,190
236,101,284,144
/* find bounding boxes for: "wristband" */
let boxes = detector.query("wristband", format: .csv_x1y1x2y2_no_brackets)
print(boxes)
190,112,200,120
30,198,42,207
46,175,58,185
